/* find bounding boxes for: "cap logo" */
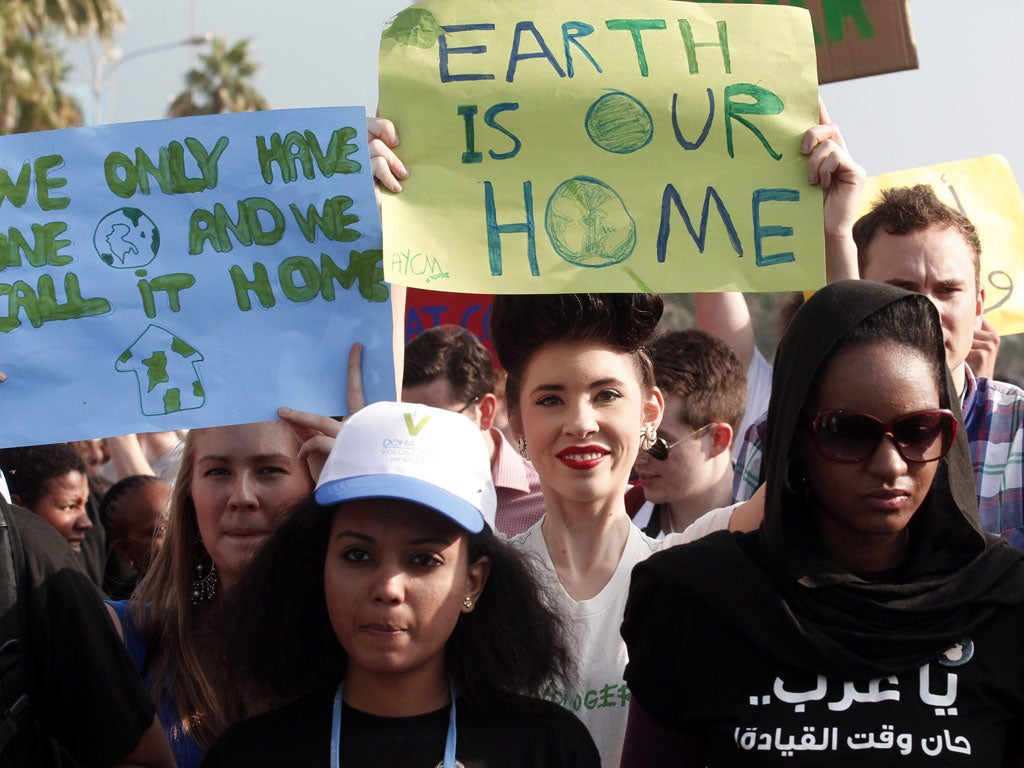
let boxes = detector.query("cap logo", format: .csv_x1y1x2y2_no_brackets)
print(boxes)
403,412,431,436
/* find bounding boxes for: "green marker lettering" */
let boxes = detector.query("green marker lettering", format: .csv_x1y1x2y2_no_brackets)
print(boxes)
605,19,667,77
724,83,784,160
278,256,321,303
189,198,285,254
0,162,31,208
0,222,72,271
229,262,276,311
34,155,70,211
289,196,360,243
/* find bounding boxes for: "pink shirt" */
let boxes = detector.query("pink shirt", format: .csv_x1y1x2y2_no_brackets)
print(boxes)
490,429,546,537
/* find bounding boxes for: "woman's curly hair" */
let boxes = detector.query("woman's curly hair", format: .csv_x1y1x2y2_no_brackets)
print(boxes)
215,496,577,719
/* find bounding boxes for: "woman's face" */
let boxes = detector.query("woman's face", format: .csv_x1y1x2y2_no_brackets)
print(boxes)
191,421,313,590
797,341,941,570
511,341,662,509
324,500,489,684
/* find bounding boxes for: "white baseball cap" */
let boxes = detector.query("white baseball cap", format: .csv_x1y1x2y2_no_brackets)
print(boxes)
314,401,497,533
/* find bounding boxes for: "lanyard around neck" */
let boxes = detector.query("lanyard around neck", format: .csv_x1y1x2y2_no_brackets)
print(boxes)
330,677,458,768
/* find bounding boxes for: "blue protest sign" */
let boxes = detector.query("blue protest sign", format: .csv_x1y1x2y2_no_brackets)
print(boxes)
0,107,393,447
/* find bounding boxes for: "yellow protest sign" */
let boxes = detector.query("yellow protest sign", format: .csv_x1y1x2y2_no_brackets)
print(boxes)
379,0,824,294
861,156,1024,336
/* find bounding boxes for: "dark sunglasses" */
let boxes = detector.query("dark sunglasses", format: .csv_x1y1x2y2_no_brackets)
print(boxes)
806,409,957,464
645,423,714,461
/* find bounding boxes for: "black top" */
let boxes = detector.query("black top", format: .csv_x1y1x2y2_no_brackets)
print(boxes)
621,282,1024,765
6,501,155,764
623,532,1024,766
78,490,108,592
202,684,600,767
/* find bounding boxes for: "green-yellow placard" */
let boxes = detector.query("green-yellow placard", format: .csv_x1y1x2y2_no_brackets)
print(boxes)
379,0,823,294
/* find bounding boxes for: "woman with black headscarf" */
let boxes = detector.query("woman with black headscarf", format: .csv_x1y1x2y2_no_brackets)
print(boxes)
619,280,1024,767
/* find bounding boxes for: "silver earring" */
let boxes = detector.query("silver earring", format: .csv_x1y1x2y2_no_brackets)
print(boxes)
639,426,657,452
463,595,474,610
516,437,530,460
191,547,217,605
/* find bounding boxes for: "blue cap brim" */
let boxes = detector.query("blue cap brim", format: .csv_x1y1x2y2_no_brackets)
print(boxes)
314,474,485,534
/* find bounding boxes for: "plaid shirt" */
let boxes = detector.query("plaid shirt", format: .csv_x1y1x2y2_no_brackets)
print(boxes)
732,365,1024,545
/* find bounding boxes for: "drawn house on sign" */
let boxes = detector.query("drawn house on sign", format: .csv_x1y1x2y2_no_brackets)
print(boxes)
116,325,206,416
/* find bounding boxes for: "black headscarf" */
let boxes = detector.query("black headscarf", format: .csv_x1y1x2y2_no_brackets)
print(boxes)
624,280,1024,682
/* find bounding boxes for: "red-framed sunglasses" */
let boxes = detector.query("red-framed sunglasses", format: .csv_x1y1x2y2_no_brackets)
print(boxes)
805,409,957,464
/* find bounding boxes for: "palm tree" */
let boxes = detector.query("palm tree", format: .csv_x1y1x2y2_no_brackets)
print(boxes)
0,0,124,133
167,36,268,117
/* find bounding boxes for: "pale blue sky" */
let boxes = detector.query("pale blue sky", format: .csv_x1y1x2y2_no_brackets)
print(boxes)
65,1,1024,184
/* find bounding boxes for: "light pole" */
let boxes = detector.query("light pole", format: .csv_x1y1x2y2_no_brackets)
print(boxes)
90,33,211,125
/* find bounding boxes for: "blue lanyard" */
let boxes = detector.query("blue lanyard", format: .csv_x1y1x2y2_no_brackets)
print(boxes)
330,677,458,768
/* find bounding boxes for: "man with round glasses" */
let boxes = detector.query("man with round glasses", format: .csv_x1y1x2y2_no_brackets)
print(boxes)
628,330,746,538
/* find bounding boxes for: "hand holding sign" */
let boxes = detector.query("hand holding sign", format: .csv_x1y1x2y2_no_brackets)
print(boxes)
801,98,863,282
368,117,407,196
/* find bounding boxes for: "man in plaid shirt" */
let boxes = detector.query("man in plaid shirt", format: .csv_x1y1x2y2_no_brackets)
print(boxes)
733,186,1024,545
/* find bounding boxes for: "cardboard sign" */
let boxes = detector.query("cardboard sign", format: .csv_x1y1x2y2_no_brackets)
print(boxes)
694,0,917,83
379,0,824,295
0,107,395,448
405,288,496,355
861,156,1024,337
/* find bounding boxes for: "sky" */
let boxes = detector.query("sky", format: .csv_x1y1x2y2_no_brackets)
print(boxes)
64,0,1024,186
44,0,1024,374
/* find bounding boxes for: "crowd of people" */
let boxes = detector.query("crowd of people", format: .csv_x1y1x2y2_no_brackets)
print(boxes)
3,71,1024,768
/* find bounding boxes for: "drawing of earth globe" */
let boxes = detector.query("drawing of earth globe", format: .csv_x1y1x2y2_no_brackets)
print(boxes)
585,91,654,154
93,208,160,269
545,176,637,268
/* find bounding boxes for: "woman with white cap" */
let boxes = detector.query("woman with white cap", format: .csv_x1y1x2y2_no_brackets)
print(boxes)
202,401,599,767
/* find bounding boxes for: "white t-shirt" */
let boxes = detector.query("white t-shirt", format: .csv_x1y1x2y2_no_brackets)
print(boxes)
630,500,735,541
510,510,732,767
512,522,659,768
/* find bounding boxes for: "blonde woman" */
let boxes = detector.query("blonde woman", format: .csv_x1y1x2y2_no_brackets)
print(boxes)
107,421,314,766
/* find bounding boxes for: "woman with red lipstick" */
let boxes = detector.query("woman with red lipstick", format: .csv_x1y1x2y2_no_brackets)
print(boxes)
619,281,1024,767
201,402,598,767
488,292,682,768
108,420,315,768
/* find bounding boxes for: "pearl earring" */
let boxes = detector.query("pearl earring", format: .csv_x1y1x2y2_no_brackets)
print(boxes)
639,426,657,451
516,437,529,460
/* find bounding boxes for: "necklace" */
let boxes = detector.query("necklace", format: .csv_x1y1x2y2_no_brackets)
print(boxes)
330,677,459,768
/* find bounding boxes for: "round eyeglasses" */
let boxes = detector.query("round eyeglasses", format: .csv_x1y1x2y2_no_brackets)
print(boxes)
805,408,957,464
645,423,715,461
455,396,480,414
